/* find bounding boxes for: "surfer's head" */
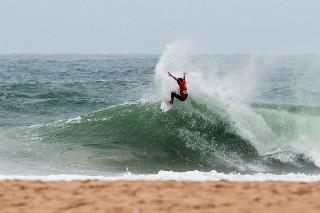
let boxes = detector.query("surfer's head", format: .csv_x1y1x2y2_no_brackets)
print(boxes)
178,78,183,82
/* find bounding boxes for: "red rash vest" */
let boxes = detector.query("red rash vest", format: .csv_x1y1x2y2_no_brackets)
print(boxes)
178,79,188,98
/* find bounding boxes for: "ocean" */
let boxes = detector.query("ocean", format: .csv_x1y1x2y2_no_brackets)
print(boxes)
1,50,320,181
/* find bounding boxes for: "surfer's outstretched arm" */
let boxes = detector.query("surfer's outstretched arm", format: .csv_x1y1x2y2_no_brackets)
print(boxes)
168,72,178,81
183,72,186,80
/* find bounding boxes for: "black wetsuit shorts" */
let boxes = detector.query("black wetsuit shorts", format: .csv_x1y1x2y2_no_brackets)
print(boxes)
171,92,187,102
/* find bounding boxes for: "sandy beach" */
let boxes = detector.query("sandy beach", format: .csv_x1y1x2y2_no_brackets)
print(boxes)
1,180,320,213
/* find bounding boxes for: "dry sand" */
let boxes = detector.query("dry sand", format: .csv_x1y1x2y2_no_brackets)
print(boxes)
1,180,320,213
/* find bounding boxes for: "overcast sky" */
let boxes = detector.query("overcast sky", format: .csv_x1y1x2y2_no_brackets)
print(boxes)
1,0,320,54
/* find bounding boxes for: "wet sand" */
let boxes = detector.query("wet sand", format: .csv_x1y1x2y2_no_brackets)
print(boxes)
1,180,320,213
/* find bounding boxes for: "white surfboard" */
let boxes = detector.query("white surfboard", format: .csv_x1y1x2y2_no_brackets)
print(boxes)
160,100,173,112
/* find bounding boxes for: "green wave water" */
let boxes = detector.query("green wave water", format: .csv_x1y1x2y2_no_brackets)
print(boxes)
4,99,316,175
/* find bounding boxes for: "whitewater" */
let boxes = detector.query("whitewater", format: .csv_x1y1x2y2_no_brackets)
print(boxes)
0,44,320,181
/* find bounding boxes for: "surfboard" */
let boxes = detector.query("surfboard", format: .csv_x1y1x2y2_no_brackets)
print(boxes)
160,100,173,112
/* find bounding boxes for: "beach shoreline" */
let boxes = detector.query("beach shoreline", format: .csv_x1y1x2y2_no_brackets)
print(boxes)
1,180,320,212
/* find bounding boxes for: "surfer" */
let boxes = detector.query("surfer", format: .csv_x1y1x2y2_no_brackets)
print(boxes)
167,72,188,104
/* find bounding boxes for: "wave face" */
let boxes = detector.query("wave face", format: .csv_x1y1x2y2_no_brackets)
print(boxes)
2,100,318,176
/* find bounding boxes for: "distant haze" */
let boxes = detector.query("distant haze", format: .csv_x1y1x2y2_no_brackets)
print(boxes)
1,0,320,54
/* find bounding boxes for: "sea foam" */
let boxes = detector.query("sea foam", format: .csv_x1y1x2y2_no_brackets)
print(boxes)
1,170,320,182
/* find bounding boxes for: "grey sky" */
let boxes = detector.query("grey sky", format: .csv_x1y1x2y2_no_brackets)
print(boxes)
1,0,320,54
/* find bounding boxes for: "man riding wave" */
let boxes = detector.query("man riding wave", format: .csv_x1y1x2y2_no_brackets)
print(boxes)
167,72,188,104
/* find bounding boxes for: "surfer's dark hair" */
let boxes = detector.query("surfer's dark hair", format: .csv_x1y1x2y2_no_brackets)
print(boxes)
178,78,183,82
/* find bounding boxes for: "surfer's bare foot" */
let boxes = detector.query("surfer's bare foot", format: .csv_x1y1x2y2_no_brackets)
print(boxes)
167,101,173,104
